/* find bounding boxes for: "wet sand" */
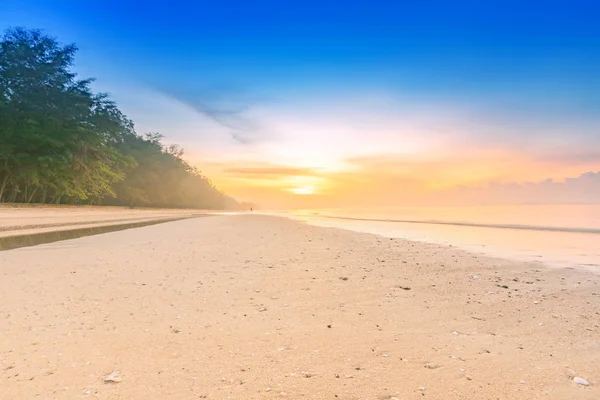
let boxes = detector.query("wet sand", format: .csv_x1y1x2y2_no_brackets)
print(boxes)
0,214,598,399
0,206,202,238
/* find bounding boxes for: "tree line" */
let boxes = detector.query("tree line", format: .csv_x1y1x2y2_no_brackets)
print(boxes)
0,27,244,209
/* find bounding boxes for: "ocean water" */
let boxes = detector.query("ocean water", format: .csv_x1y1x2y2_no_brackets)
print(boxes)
273,205,600,270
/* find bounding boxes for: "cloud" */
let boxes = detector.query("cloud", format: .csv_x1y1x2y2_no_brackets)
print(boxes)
223,166,318,177
177,101,258,144
438,171,600,205
152,85,277,145
534,150,600,166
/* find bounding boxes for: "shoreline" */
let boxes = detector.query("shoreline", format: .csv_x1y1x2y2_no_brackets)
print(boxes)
273,211,600,272
1,214,598,399
314,213,600,234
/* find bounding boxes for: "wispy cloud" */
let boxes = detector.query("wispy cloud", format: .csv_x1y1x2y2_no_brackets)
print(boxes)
534,150,600,166
152,85,276,144
223,166,318,177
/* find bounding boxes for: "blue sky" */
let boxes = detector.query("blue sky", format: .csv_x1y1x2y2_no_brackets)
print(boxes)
2,0,600,206
4,0,599,103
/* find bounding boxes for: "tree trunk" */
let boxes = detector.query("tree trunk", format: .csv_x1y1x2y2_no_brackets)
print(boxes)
27,187,39,203
10,187,18,203
40,187,48,204
0,158,9,202
0,174,9,202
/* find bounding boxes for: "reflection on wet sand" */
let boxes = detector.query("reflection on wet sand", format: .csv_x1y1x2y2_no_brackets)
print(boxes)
0,216,207,251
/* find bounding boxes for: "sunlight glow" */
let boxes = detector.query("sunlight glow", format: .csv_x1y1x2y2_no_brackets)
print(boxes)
288,186,316,195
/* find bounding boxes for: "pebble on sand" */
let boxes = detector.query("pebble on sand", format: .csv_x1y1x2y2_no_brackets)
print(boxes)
574,377,590,386
103,370,121,384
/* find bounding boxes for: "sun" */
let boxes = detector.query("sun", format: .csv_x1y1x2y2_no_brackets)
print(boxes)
288,185,316,195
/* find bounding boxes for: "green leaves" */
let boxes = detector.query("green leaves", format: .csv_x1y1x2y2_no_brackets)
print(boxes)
0,27,238,209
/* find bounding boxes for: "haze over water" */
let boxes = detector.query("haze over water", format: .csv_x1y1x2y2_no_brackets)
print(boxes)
278,204,600,270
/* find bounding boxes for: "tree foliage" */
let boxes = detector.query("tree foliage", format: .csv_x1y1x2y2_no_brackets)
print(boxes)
0,27,239,209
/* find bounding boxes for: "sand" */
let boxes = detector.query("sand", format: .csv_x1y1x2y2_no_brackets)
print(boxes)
0,214,599,399
0,206,204,238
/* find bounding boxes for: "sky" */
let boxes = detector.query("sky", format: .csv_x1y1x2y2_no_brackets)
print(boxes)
2,0,600,208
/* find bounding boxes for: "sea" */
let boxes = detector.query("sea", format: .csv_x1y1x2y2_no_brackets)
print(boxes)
264,205,600,270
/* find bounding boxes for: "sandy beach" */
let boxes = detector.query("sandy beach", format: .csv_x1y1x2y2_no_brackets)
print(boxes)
1,213,599,399
0,206,204,238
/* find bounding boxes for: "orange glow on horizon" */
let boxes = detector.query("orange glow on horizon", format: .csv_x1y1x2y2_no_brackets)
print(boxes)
186,143,600,210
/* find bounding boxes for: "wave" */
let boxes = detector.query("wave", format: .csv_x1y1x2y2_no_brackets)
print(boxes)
314,214,600,234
